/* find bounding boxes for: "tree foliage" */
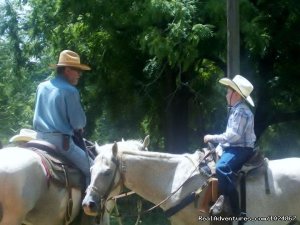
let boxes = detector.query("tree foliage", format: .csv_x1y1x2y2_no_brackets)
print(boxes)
0,1,37,141
0,0,300,157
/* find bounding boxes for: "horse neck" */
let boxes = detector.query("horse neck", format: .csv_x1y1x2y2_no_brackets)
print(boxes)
120,150,202,206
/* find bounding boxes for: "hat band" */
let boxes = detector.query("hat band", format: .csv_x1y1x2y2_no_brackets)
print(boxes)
57,61,82,66
232,80,248,99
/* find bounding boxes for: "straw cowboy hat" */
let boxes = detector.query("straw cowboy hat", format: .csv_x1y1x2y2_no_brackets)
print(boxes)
9,129,37,143
50,50,91,71
219,75,255,107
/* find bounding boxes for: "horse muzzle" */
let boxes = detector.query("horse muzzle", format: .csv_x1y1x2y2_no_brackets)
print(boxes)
82,194,102,216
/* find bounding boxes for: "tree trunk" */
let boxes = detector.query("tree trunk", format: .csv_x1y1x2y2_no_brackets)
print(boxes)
254,49,276,140
163,69,190,153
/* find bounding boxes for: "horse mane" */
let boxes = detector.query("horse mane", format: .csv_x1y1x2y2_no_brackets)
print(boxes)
95,139,146,154
96,139,204,165
121,149,204,166
122,149,180,158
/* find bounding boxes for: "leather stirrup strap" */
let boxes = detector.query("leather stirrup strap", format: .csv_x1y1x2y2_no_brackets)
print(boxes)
239,171,246,225
199,178,218,213
62,165,73,225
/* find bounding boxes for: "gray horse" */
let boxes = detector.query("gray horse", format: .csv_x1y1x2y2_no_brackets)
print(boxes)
83,142,300,225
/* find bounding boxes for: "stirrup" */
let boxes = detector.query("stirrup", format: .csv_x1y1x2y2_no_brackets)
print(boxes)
209,195,224,215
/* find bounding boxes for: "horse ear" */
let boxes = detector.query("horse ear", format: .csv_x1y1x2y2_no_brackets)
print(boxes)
112,142,118,157
142,135,150,150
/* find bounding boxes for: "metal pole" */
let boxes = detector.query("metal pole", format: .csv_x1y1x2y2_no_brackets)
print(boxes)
227,0,240,78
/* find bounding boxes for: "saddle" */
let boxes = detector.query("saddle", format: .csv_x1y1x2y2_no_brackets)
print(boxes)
25,140,84,189
9,136,95,225
162,149,269,219
241,149,266,175
197,149,269,214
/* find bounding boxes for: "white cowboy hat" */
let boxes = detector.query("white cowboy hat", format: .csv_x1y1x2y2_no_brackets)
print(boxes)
219,75,255,106
49,50,91,71
9,129,37,143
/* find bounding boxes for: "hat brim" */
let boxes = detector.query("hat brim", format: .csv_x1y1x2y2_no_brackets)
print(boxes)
219,78,255,107
9,135,36,143
49,63,91,71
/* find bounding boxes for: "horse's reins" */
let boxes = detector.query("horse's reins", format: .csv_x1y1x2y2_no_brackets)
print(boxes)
96,147,215,218
110,190,135,200
139,148,215,214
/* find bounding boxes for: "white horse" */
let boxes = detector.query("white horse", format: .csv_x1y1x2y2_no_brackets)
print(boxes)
82,142,300,225
0,136,149,225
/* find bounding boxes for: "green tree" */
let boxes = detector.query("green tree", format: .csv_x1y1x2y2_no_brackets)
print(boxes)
25,0,226,153
237,0,300,156
1,0,300,157
0,1,37,142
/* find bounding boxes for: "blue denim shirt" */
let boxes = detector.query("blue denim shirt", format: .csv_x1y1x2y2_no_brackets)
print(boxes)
211,101,256,148
33,75,86,135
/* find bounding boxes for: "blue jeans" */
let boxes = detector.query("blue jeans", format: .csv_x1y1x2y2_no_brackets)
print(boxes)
216,147,254,214
36,132,92,186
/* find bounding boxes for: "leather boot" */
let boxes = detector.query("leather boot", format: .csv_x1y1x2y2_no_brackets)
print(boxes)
209,195,224,215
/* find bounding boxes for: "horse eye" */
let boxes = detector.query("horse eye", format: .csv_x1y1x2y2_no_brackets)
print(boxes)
103,169,112,176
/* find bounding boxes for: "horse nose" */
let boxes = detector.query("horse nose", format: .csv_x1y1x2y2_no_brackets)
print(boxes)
82,198,96,208
87,201,97,211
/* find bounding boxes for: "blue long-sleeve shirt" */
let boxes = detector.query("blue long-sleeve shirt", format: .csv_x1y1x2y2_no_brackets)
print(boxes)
210,101,256,148
33,75,86,135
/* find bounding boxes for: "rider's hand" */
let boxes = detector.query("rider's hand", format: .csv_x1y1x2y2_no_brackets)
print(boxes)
204,134,213,143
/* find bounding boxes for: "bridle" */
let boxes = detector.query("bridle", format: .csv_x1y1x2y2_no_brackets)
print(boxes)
85,141,149,217
86,154,124,218
87,146,216,220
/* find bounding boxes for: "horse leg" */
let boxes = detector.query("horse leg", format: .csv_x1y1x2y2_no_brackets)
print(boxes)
99,212,110,225
98,199,117,225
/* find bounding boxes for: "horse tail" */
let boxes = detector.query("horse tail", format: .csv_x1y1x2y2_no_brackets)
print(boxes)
0,202,3,222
